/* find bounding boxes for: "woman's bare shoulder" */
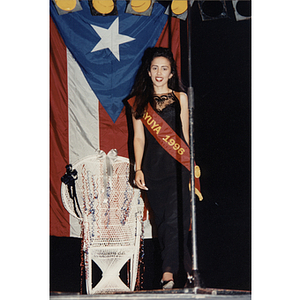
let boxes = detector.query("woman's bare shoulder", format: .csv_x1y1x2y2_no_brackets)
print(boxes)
175,91,188,106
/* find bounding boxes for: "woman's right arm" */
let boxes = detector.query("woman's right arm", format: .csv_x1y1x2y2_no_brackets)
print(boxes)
132,115,148,190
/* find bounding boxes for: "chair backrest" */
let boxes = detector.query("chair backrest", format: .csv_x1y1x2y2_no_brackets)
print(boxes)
61,150,143,247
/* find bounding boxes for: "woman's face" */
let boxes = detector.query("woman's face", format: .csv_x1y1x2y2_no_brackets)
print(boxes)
148,56,173,90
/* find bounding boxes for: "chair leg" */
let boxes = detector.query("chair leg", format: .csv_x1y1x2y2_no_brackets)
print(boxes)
91,253,131,293
85,252,92,294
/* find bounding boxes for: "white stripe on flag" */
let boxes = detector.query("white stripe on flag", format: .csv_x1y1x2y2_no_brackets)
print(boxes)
67,49,100,237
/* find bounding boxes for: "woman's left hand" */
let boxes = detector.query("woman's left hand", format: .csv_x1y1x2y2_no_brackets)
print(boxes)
135,170,148,190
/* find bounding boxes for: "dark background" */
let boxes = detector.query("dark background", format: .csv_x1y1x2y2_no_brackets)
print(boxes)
50,0,251,293
180,1,251,290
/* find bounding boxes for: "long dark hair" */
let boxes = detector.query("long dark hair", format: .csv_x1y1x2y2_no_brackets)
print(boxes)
130,47,184,118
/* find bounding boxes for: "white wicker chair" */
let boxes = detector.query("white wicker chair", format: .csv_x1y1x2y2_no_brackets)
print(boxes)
61,149,144,294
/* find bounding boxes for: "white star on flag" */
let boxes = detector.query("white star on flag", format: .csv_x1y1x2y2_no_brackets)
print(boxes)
91,18,135,61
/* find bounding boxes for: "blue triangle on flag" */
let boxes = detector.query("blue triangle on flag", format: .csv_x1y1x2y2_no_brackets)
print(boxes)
50,1,168,123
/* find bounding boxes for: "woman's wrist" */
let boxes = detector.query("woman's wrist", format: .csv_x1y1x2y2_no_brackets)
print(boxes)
135,169,142,172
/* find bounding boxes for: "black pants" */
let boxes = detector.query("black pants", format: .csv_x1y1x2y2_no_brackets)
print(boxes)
145,172,192,276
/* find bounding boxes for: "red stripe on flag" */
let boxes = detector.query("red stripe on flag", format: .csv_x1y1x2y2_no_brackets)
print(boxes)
99,103,129,158
50,17,70,237
155,17,181,78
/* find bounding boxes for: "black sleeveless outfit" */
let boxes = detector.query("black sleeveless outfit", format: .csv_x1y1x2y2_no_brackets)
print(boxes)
142,92,192,278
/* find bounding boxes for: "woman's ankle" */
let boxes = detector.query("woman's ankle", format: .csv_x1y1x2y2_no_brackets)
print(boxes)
162,272,173,282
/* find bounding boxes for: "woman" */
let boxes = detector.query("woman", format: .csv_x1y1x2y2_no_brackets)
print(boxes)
128,47,193,289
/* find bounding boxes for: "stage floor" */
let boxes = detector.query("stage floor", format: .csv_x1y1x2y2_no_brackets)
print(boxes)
50,288,251,300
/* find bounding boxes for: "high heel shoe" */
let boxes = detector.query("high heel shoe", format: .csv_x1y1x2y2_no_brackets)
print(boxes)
161,279,174,289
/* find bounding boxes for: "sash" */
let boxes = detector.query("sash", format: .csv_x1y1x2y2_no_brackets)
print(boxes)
128,96,203,201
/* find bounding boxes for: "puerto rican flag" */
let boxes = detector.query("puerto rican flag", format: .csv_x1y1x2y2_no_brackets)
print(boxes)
50,0,181,238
